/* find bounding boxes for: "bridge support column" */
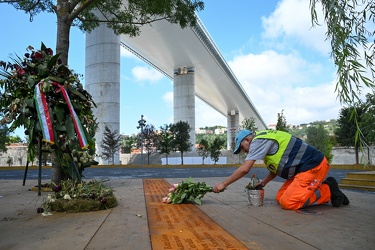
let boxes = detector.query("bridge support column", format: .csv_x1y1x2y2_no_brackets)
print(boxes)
85,24,120,164
174,67,196,151
227,111,239,151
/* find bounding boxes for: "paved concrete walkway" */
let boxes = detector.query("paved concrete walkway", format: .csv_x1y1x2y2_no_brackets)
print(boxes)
0,177,374,250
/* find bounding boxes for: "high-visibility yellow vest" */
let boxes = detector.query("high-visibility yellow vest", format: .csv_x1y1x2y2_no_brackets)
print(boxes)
254,130,324,179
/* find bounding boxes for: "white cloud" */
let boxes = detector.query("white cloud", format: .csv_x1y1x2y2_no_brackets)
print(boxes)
228,50,342,126
261,0,329,55
229,50,322,87
195,98,227,129
131,66,164,82
162,91,173,106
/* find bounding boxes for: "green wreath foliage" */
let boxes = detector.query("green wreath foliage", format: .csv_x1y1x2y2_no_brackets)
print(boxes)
0,43,98,178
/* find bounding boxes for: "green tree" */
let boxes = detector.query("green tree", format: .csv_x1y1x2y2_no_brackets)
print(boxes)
335,104,366,164
158,124,173,165
101,125,120,165
197,138,209,164
310,0,375,151
361,93,375,144
306,124,333,163
196,133,227,152
120,135,137,154
276,109,289,132
240,117,258,132
5,0,204,64
170,121,192,165
0,122,10,153
209,137,224,164
6,156,13,167
142,124,159,164
8,135,24,143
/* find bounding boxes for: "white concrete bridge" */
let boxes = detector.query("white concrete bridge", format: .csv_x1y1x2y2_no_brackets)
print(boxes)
85,14,267,164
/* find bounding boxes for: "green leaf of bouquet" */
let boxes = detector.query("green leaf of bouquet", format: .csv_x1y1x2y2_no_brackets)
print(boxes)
186,177,194,183
65,115,75,138
38,64,50,77
55,123,66,131
49,76,65,84
27,75,36,88
40,42,47,51
194,198,202,205
47,54,60,70
27,141,35,162
55,103,66,124
57,65,71,75
26,98,35,108
71,101,81,111
69,88,88,101
21,105,30,117
181,192,187,200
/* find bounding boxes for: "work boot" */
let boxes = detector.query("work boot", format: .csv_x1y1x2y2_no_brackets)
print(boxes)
323,177,350,207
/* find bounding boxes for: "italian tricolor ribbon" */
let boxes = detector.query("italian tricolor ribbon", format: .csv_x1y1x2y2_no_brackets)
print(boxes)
34,82,88,149
34,82,54,144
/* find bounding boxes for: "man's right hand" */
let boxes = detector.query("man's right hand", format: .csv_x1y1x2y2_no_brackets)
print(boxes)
213,182,226,193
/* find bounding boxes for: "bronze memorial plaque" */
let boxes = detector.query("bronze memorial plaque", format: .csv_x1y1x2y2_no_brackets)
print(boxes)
143,179,248,249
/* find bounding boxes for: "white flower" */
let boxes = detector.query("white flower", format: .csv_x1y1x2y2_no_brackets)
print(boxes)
162,197,171,203
63,194,72,200
46,194,52,202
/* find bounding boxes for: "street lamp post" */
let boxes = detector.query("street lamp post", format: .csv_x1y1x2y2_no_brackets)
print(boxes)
137,115,146,167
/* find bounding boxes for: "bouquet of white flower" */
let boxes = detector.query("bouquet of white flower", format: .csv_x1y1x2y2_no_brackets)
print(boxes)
162,177,213,205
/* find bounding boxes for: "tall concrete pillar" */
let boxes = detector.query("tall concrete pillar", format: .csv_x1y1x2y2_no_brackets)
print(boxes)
173,67,196,150
85,24,120,164
227,111,239,151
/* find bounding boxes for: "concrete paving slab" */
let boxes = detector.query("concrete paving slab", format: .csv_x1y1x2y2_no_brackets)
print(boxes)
168,177,375,250
0,177,374,250
0,180,110,250
85,179,150,250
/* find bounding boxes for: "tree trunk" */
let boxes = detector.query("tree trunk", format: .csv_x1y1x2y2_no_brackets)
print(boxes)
49,2,72,182
355,146,359,165
181,151,184,165
51,152,62,183
51,162,64,184
56,0,73,64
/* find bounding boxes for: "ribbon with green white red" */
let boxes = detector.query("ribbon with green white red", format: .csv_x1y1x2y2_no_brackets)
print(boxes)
34,82,54,144
34,82,88,149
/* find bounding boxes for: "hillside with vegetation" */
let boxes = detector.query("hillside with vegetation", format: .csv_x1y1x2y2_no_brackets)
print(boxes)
288,119,337,139
196,120,338,144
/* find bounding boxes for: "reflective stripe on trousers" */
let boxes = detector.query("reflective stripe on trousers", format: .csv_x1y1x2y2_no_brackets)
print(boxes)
275,157,331,210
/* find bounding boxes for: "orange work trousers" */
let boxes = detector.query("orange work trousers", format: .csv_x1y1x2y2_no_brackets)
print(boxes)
276,157,331,210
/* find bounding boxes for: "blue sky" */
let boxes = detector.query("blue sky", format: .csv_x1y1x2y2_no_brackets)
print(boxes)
0,0,361,138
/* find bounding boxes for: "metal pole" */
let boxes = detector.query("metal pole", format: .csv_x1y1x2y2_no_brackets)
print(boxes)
141,126,144,168
38,136,42,196
137,115,146,168
22,161,29,186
